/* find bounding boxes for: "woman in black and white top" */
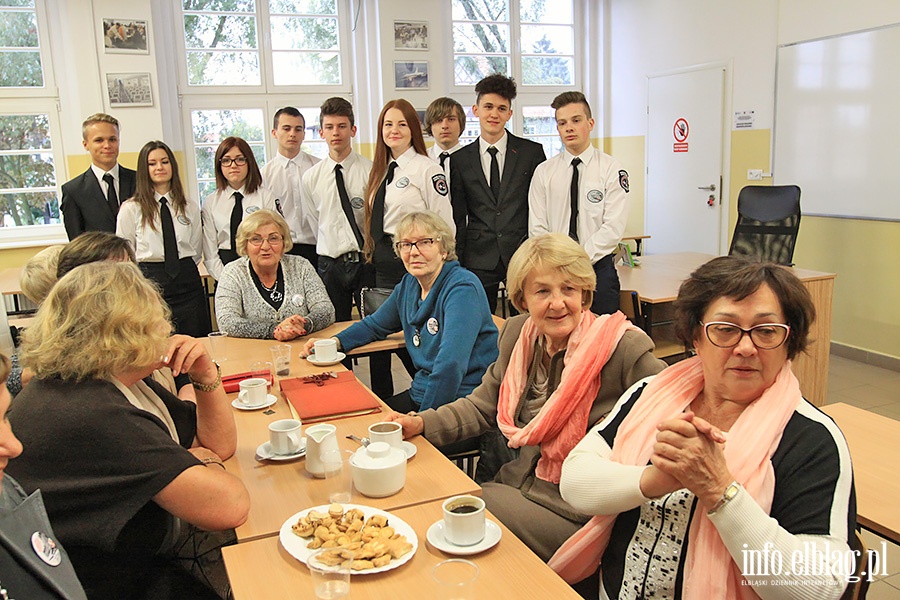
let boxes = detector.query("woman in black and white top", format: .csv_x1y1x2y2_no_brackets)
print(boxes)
117,140,210,338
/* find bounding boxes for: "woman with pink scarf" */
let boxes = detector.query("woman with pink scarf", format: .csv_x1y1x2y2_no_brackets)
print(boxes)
552,256,856,599
387,234,666,560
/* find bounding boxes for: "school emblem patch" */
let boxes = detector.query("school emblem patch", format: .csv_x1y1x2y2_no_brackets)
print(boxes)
395,177,410,188
618,170,630,193
432,174,449,196
587,189,603,203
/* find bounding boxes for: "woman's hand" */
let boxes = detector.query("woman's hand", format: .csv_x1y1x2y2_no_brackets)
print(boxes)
299,336,340,358
164,335,217,384
385,411,424,439
274,315,307,341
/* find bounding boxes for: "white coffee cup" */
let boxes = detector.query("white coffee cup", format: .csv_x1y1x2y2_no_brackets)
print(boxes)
368,421,403,449
442,495,486,546
312,339,338,362
238,377,268,406
269,419,303,456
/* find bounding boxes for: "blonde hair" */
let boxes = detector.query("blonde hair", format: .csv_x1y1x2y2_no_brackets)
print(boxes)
394,211,457,261
506,233,596,313
19,245,64,304
235,209,294,257
82,113,119,139
21,262,172,381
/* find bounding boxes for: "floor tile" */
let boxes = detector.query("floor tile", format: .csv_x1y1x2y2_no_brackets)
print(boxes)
867,402,900,422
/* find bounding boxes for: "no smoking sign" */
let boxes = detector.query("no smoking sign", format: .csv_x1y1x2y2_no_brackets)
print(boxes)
673,117,689,152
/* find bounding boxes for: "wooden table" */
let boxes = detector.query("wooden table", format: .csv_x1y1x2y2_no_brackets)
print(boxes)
821,403,900,543
622,234,650,256
616,252,835,406
224,502,582,599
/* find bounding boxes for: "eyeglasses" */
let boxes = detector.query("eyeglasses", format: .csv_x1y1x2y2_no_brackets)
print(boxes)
701,321,791,350
220,156,247,167
248,234,284,247
394,238,439,254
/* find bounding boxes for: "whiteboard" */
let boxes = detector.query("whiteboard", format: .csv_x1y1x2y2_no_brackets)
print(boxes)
774,24,900,221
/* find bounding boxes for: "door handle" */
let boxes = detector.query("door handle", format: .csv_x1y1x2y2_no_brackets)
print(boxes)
697,184,716,191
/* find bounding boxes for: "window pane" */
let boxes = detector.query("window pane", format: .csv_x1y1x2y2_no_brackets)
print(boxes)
272,51,340,85
0,154,56,187
186,51,260,85
521,25,573,55
184,14,257,49
195,146,217,180
191,109,266,143
452,23,509,54
523,105,555,136
183,0,255,12
269,0,336,14
0,114,51,150
520,0,572,23
454,55,508,86
451,0,508,22
270,16,337,50
198,180,217,203
303,141,327,160
522,55,573,85
0,191,59,227
0,51,42,87
0,10,38,46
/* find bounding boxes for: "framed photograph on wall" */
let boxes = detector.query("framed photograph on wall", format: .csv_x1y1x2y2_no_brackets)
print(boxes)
106,73,153,107
394,21,428,50
102,18,149,54
394,61,429,90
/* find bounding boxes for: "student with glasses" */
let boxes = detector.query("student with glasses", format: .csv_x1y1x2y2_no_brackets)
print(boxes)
302,211,497,413
215,209,334,340
201,137,277,281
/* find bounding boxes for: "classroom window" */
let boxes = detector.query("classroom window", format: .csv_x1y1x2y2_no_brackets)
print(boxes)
0,113,59,228
0,0,45,88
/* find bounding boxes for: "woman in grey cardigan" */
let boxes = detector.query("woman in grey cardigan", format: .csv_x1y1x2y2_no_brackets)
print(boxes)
214,210,334,340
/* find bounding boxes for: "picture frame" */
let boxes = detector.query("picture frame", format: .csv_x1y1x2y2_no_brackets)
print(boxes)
102,18,149,54
106,73,154,107
394,21,428,50
394,61,429,90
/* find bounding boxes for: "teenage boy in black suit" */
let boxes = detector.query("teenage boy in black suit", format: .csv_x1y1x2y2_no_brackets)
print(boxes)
449,74,546,313
61,113,136,240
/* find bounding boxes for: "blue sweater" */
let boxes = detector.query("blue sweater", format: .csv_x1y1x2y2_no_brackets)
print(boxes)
336,261,498,410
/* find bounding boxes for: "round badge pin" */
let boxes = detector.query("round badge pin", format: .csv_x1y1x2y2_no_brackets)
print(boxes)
177,215,191,226
395,177,410,188
245,205,261,214
427,317,439,335
293,293,304,306
412,331,421,347
350,197,364,209
31,531,62,567
587,189,603,203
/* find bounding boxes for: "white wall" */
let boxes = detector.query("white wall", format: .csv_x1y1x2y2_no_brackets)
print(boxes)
778,0,900,44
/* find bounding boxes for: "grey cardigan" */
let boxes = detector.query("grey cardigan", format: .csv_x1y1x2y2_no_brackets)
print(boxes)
214,254,335,339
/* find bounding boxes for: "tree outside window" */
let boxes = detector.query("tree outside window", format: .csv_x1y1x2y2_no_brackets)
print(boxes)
0,0,44,88
0,114,59,228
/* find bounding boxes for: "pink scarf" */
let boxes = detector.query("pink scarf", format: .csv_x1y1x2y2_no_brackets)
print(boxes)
496,310,634,484
548,356,802,598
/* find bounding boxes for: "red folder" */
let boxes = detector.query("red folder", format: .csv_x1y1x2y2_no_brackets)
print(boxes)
280,372,382,423
222,370,273,394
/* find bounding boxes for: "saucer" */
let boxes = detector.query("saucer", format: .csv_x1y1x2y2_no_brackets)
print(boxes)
232,393,277,411
402,440,417,460
306,352,346,367
256,438,307,461
426,519,502,556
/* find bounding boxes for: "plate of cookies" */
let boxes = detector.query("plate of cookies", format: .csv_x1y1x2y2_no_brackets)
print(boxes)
279,503,418,575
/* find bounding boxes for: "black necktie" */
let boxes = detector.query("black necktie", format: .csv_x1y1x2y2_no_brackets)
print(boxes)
335,164,364,250
370,161,398,242
487,146,500,198
102,173,119,216
230,191,244,252
439,152,450,170
569,157,582,241
160,197,180,278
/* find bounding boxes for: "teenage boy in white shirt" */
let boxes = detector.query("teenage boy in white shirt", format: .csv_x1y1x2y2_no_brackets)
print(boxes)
425,97,466,175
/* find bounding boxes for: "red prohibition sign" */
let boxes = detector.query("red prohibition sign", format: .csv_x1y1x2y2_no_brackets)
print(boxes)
673,118,689,142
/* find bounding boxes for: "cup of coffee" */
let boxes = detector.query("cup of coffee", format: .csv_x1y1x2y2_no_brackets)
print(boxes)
238,377,268,406
268,419,303,456
368,421,402,449
312,339,338,362
270,344,292,376
442,495,486,546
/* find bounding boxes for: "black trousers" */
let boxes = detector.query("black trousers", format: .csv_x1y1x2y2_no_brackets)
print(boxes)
591,253,620,315
140,259,211,338
470,258,518,316
287,243,319,268
317,255,367,323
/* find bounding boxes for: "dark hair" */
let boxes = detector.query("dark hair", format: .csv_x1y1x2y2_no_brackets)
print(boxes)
551,91,592,119
424,97,466,137
673,255,815,359
131,140,188,231
214,137,262,194
57,232,136,279
319,97,355,128
475,73,517,104
273,106,304,130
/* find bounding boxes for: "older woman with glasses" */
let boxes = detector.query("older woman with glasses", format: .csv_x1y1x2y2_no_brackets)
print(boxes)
552,255,855,599
215,209,334,340
302,211,497,413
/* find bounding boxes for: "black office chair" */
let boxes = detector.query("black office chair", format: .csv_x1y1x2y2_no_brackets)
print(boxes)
728,185,801,265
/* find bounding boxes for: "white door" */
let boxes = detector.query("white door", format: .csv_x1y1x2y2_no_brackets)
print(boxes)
646,67,725,255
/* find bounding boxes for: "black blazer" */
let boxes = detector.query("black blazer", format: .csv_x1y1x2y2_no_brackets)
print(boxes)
60,166,136,240
449,133,545,271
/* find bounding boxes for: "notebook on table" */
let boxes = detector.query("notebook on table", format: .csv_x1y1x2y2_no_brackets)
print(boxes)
280,372,382,423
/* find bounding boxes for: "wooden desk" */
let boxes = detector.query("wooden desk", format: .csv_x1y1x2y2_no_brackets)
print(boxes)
616,252,835,406
820,403,900,543
224,502,581,599
622,234,650,256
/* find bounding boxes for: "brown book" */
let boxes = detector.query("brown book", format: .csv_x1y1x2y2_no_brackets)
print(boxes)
280,372,382,423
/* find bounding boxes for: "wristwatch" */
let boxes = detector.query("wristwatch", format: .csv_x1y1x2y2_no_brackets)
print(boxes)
708,481,740,515
190,362,222,392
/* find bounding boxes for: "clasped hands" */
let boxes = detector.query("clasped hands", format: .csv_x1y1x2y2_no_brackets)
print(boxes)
274,315,308,341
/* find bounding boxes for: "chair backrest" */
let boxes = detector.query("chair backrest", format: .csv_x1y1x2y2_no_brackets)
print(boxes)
618,290,645,331
728,185,801,265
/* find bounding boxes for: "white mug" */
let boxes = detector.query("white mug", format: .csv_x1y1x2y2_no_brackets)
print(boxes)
442,495,486,547
269,419,302,456
368,421,402,449
312,339,338,362
238,377,268,406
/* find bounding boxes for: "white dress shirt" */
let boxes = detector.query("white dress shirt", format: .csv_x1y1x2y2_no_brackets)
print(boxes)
301,150,373,259
260,150,321,245
201,185,277,280
428,142,463,175
381,146,455,237
116,192,202,263
528,146,630,263
478,132,509,186
90,163,123,204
